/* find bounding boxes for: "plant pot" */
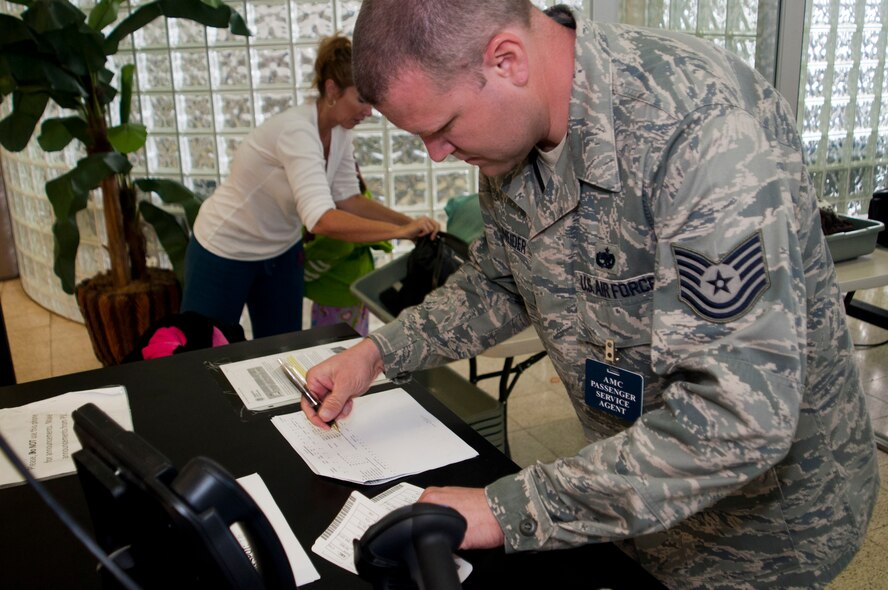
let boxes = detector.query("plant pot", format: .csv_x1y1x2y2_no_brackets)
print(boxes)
76,268,181,366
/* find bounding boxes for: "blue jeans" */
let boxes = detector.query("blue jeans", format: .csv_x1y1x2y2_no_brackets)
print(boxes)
181,238,304,339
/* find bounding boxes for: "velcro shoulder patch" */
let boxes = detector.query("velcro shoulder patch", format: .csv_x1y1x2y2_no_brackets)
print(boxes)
671,231,770,323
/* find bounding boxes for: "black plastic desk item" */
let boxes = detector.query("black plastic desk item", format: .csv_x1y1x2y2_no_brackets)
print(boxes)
355,503,465,590
0,325,665,589
72,403,296,590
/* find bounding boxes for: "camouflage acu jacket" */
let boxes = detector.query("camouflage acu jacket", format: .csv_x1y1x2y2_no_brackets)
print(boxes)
370,12,879,589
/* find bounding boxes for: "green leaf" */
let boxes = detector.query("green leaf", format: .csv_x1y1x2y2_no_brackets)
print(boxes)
198,0,249,35
0,57,15,98
135,177,202,229
103,2,163,55
119,63,134,124
46,182,92,294
8,10,104,85
139,201,189,286
3,54,86,108
23,0,85,34
0,14,36,45
0,91,49,151
228,10,250,36
37,118,73,151
3,47,51,86
95,66,117,106
105,0,249,53
45,152,132,293
157,0,229,27
0,22,33,97
37,115,89,151
96,66,114,85
107,122,146,153
87,0,122,31
41,23,107,77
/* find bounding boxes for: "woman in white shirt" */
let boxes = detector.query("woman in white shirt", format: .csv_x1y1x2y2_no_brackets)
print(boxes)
181,35,438,338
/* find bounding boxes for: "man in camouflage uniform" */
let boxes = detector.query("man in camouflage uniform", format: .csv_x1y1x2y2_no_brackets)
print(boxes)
304,2,880,587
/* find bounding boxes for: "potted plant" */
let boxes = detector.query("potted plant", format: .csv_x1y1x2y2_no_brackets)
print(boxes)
0,0,249,365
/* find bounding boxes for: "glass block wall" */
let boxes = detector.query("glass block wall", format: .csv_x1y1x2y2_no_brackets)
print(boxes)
799,0,888,215
0,0,585,320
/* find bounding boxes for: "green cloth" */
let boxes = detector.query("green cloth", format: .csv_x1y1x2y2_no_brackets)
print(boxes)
443,193,483,243
303,186,394,307
303,236,392,307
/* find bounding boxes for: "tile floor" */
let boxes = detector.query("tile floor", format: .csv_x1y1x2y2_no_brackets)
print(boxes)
1,277,887,589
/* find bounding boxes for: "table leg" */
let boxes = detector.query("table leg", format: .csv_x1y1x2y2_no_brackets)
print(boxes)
0,300,15,386
844,291,888,331
469,352,549,405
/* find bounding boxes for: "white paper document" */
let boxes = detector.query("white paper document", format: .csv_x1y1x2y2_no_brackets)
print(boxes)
220,337,387,412
235,473,320,586
0,386,133,488
271,388,478,485
312,482,471,581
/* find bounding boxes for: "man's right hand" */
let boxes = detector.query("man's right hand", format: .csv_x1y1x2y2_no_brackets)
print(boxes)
303,338,386,429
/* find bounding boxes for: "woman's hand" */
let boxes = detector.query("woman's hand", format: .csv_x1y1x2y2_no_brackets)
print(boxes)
398,216,440,240
312,208,440,243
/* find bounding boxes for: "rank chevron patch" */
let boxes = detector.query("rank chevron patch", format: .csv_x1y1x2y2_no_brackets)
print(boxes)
671,232,771,323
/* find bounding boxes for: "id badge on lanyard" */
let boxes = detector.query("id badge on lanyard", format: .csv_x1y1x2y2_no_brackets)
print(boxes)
584,339,644,422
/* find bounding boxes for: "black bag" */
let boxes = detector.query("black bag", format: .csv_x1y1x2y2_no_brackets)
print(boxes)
870,188,888,247
380,232,470,317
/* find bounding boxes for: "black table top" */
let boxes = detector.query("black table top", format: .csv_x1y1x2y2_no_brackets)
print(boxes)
0,325,664,589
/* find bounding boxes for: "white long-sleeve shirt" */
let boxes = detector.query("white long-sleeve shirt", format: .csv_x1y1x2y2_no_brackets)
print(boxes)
194,103,359,260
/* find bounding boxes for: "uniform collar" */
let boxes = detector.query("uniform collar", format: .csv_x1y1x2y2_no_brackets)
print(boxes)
498,10,621,230
566,11,622,193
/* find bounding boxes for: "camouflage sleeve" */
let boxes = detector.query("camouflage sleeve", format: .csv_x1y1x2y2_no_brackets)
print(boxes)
370,175,531,376
487,105,809,550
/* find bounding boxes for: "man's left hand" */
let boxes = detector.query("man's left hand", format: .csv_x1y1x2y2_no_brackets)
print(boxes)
418,486,505,550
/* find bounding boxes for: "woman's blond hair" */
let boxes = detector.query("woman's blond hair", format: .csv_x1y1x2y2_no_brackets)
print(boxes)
313,34,354,97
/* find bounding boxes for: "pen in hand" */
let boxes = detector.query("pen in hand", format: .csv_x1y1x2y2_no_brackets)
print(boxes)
278,359,340,432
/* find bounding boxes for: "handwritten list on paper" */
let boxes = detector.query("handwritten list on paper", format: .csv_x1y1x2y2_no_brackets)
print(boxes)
271,388,478,485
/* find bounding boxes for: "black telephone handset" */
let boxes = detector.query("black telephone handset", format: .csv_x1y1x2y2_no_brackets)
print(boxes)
171,457,296,590
72,403,296,590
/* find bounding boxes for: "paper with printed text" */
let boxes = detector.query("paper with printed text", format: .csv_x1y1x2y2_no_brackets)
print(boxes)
0,386,132,488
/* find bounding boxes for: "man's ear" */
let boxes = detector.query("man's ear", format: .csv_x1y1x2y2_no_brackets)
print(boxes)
483,33,529,86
